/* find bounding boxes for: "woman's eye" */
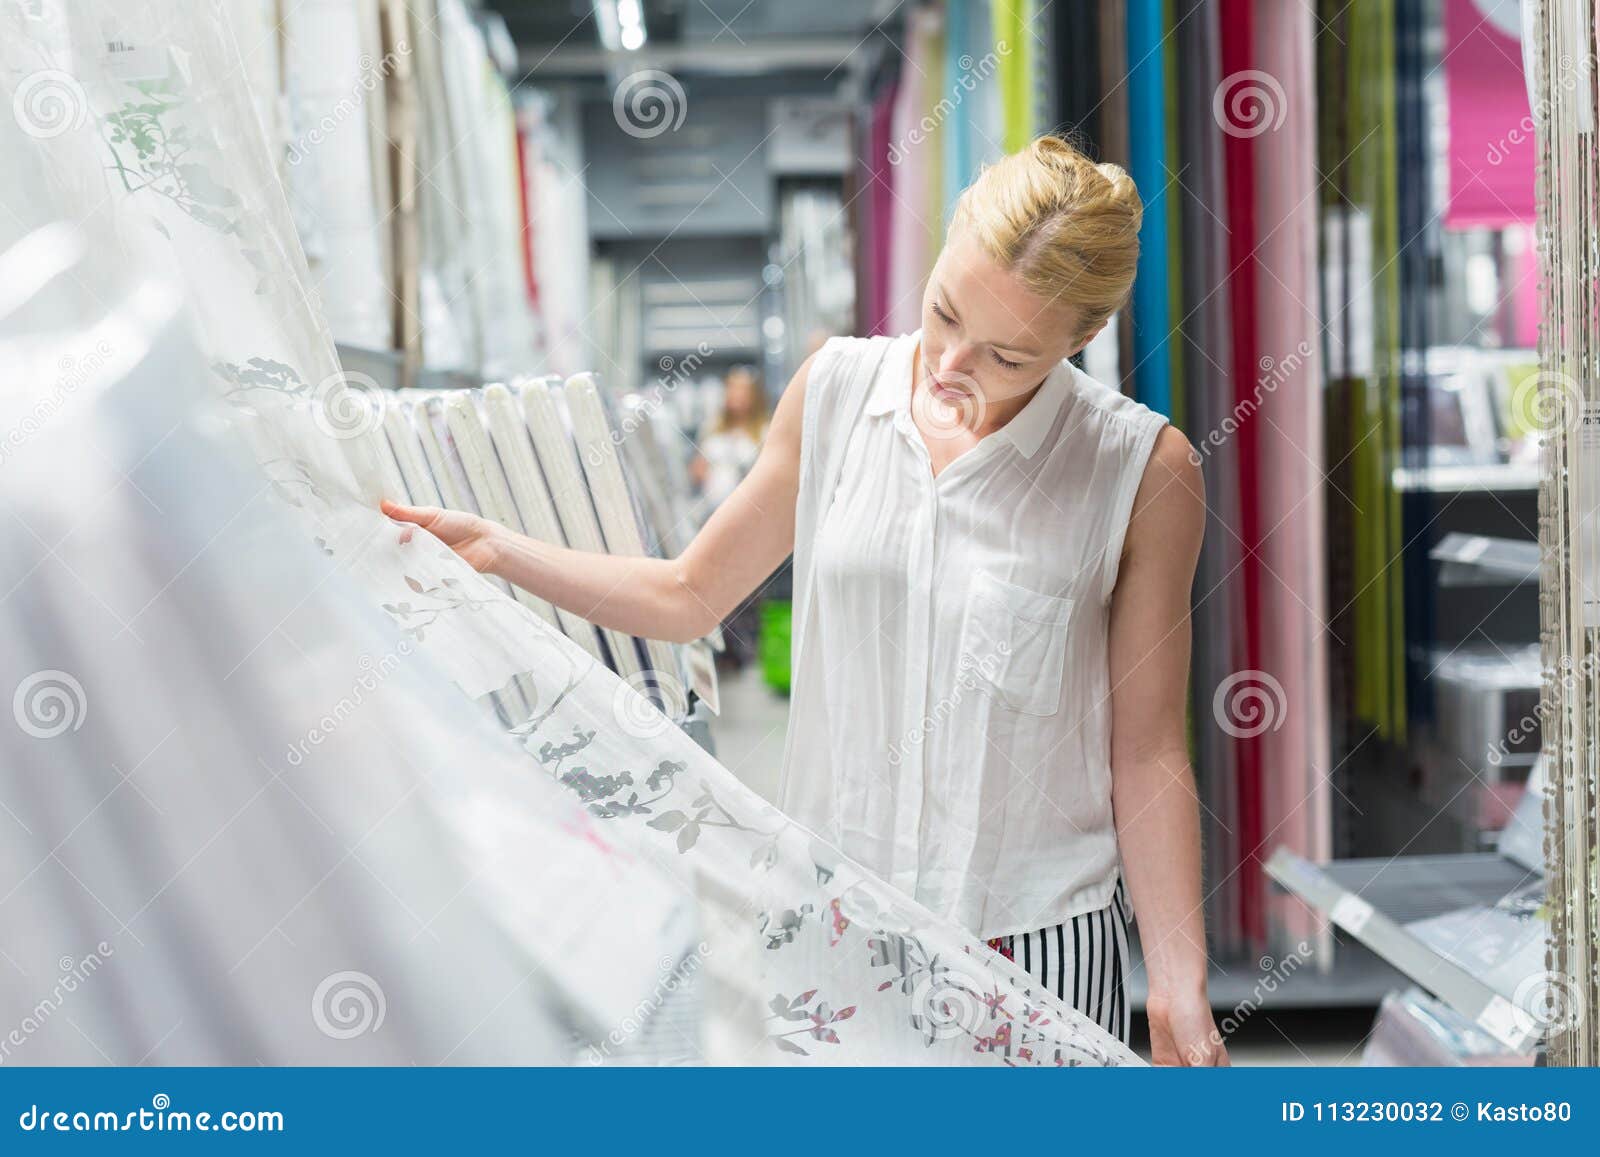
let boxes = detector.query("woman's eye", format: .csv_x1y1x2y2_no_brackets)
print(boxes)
990,350,1022,370
930,301,953,325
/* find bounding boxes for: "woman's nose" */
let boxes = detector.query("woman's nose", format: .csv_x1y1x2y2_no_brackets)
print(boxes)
939,344,977,379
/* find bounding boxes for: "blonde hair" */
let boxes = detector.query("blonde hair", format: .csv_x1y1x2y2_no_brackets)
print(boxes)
950,135,1143,343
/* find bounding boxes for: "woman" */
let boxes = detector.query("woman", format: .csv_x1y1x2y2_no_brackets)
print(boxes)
689,365,771,669
383,136,1224,1064
690,364,769,522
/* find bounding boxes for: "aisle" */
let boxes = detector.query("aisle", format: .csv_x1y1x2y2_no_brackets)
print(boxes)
707,664,790,807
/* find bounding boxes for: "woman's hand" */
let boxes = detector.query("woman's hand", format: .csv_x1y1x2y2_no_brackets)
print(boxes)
1147,990,1229,1066
380,499,503,575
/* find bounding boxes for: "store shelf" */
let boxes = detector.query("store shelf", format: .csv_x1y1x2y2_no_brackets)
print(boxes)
1309,853,1537,923
1265,848,1543,1052
1391,461,1539,493
1431,532,1540,587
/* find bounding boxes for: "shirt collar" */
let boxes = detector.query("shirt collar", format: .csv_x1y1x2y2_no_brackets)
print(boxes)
868,330,1072,459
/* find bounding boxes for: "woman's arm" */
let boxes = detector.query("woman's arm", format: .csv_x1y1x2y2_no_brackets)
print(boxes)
382,353,816,645
1107,425,1226,1066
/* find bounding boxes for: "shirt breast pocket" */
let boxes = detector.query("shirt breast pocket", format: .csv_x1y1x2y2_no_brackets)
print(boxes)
959,570,1074,716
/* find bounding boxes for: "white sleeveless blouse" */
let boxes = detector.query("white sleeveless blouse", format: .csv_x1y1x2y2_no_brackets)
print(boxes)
777,331,1169,940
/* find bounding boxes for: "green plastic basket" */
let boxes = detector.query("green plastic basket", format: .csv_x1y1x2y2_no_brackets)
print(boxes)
758,599,792,696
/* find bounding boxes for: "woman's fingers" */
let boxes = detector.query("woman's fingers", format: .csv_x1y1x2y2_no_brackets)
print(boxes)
380,498,432,525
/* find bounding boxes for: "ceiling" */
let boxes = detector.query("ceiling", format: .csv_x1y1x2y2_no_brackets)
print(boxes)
485,0,902,75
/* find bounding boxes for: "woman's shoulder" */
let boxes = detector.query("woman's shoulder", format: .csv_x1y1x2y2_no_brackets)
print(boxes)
809,332,906,384
1059,360,1167,434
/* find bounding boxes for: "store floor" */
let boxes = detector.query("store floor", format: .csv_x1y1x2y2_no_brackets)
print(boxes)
708,664,1372,1066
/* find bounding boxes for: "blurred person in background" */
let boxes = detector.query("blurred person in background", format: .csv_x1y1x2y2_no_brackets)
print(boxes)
691,364,769,521
688,365,770,668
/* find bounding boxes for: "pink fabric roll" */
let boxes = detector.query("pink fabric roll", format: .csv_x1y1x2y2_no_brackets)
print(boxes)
1252,0,1331,950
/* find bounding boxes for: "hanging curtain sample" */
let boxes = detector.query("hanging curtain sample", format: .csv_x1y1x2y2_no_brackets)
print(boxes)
1530,0,1600,1069
0,218,698,1063
1124,0,1173,415
1251,0,1331,952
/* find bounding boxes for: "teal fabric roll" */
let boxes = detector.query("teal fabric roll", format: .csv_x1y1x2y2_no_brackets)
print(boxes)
1126,0,1173,415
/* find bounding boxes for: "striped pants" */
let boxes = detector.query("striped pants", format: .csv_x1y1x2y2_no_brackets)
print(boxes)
986,877,1132,1045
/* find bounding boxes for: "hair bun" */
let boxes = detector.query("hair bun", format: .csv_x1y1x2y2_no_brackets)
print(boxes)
951,134,1145,342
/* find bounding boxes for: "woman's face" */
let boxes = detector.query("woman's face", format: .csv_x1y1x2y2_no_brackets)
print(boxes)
919,230,1087,419
723,370,757,418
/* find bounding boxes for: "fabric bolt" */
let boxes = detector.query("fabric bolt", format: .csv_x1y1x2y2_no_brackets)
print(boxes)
1173,0,1245,957
518,375,650,691
865,75,899,335
616,393,697,558
410,0,480,371
279,0,393,350
942,0,974,221
406,393,539,723
566,376,684,720
780,332,1168,940
993,0,1030,151
433,0,534,377
564,372,688,718
989,877,1134,1045
885,7,944,336
338,400,410,507
480,382,609,665
1252,0,1331,952
1124,0,1173,415
443,391,565,634
1218,0,1265,944
0,0,1143,1068
517,93,593,374
381,393,445,506
1052,0,1103,149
